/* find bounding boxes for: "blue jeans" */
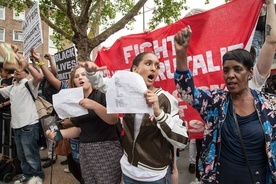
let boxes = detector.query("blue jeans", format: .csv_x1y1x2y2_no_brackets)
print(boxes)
123,168,171,184
14,123,44,179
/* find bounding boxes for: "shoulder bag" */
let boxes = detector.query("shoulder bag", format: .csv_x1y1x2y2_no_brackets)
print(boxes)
25,82,53,119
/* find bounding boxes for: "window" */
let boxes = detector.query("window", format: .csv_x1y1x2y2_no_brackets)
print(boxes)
13,9,25,21
13,30,23,41
0,28,4,42
0,7,5,20
49,38,55,48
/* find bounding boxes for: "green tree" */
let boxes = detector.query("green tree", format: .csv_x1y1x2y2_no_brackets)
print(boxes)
0,0,230,61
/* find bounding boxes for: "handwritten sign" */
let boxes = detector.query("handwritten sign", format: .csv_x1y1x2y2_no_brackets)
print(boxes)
53,87,88,119
106,71,153,114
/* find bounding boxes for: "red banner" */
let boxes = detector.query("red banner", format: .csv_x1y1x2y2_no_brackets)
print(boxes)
95,0,263,139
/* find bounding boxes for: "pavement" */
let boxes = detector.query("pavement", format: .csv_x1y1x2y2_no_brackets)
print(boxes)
1,144,195,184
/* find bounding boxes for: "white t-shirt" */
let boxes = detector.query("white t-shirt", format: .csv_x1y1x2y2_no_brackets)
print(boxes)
120,155,167,182
0,78,39,128
249,64,268,91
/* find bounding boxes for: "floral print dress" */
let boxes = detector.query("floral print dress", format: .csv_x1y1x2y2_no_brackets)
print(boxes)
174,69,276,184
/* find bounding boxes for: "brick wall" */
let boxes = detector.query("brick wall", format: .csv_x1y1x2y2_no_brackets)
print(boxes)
0,7,49,57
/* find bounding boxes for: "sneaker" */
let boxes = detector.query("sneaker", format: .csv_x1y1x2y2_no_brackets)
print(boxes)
190,178,201,184
14,175,29,184
27,176,43,184
39,146,46,151
188,163,196,174
64,168,70,173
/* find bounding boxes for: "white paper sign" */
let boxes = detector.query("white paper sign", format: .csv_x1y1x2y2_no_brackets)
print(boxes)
106,71,153,114
53,87,88,119
22,2,43,58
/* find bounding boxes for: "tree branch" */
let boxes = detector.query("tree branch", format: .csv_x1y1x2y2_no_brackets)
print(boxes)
88,1,103,37
90,0,147,47
88,0,102,17
52,0,67,13
64,0,78,33
40,13,72,40
80,0,92,18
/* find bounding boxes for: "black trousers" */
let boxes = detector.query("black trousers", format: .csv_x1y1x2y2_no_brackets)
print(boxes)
67,153,84,184
196,139,203,180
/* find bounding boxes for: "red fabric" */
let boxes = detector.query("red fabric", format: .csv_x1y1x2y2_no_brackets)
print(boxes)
95,0,263,139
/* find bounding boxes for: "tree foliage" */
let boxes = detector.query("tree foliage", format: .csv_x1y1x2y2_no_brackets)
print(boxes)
0,0,231,61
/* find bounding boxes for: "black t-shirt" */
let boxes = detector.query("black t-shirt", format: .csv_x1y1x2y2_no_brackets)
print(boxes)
39,77,59,104
72,90,119,143
39,77,59,115
0,77,14,112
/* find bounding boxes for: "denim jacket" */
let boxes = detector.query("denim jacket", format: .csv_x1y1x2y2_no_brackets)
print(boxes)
174,69,276,183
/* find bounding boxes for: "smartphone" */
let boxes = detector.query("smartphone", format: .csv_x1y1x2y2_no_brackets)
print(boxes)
49,125,63,141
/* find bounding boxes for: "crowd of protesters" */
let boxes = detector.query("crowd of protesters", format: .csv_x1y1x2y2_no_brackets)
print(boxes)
0,0,275,184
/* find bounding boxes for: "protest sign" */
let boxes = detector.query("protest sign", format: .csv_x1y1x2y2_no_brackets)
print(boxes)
22,2,43,58
94,0,263,139
54,46,77,81
106,71,153,114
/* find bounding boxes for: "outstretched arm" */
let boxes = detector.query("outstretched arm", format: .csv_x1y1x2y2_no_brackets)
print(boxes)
174,26,192,70
78,61,109,93
32,50,62,90
46,127,81,140
44,54,58,78
27,64,43,87
256,0,276,78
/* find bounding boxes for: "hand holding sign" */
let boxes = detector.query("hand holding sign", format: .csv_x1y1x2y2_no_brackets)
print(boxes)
30,48,41,63
106,71,153,114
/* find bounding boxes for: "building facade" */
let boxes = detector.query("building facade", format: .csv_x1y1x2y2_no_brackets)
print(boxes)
0,7,50,61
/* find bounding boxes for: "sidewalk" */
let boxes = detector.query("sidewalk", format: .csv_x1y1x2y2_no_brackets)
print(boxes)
0,150,78,184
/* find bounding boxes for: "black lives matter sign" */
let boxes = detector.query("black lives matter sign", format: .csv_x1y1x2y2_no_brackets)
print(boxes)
54,47,77,81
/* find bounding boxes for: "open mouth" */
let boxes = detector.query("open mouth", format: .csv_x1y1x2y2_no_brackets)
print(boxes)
148,74,154,80
79,81,84,85
227,82,237,88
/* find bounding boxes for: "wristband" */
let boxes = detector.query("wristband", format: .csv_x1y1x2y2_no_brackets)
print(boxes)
1,102,4,107
37,62,45,67
54,129,63,141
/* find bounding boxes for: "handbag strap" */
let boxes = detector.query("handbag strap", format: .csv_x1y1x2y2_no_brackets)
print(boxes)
232,106,255,183
25,82,36,102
